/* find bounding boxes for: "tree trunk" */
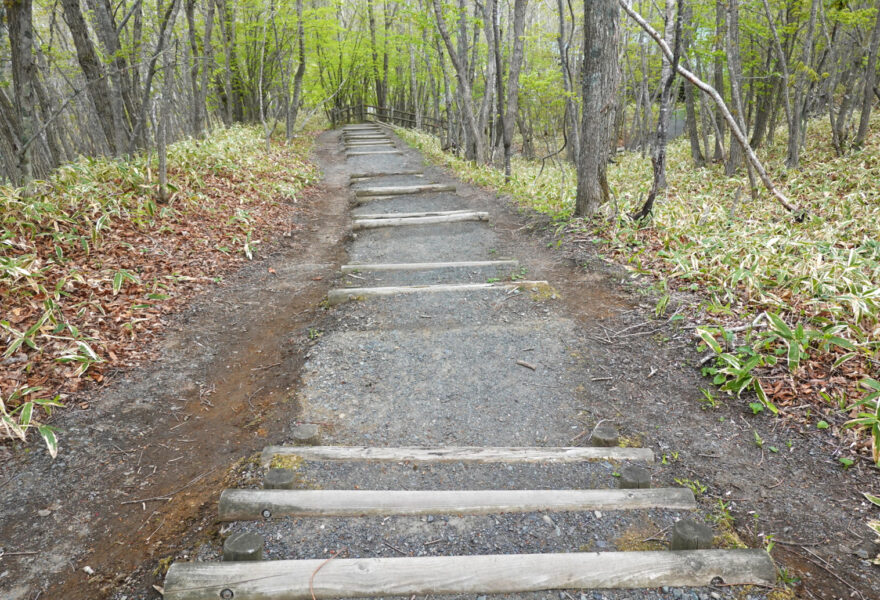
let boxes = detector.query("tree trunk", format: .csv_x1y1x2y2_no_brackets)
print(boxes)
185,0,204,136
84,0,134,147
502,0,528,179
59,0,120,154
575,0,619,217
5,0,38,183
631,0,681,222
725,0,758,197
556,0,579,164
855,5,880,148
288,0,307,132
680,3,703,167
432,0,484,162
787,0,819,168
712,0,726,162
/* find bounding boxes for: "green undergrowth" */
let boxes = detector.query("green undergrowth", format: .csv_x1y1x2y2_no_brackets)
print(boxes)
1,125,319,456
397,115,880,466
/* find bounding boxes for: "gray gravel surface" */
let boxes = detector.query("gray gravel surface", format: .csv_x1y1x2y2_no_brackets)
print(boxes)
348,222,500,263
340,264,521,287
352,191,470,214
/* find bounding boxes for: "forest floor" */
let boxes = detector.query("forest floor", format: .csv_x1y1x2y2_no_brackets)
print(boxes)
0,127,878,600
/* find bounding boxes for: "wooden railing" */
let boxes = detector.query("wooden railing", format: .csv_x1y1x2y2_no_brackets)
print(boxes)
330,104,446,136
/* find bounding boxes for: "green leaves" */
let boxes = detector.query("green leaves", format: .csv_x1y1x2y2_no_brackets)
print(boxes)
0,389,64,458
112,269,141,295
844,379,880,466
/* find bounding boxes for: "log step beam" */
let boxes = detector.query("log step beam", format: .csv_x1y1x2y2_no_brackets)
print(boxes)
326,280,552,306
164,550,776,599
352,209,475,220
352,212,488,230
347,151,404,157
260,444,652,466
218,488,696,520
355,184,455,197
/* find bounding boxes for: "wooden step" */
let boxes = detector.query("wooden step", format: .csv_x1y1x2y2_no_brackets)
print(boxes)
347,150,403,157
352,209,474,219
355,183,455,197
218,488,696,520
352,212,488,230
261,444,651,466
345,141,393,146
350,170,423,180
326,280,551,305
164,550,776,599
340,260,519,273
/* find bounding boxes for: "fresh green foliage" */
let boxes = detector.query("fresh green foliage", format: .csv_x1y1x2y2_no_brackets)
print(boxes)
674,477,707,497
844,379,880,465
0,387,63,458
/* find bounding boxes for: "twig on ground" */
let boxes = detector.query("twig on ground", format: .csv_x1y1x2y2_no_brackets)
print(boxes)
383,541,408,555
251,362,281,371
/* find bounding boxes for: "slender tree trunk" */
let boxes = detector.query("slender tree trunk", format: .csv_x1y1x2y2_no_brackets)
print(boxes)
502,0,528,179
288,0,307,131
680,3,703,167
556,0,579,163
787,0,819,168
59,0,119,153
5,0,38,183
432,0,484,162
725,0,758,197
198,0,215,135
632,0,682,222
575,0,619,217
185,0,204,136
855,6,880,148
712,0,726,162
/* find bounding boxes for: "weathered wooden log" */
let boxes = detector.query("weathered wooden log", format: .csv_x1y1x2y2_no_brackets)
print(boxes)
260,444,653,467
346,150,403,156
354,184,455,197
351,212,488,230
352,209,474,220
349,170,423,180
326,280,551,306
164,550,776,599
218,488,696,520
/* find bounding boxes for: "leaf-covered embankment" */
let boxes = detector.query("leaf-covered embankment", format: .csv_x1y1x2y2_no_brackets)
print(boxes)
1,125,319,454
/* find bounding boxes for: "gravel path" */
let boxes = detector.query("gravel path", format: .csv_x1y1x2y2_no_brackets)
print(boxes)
186,126,776,600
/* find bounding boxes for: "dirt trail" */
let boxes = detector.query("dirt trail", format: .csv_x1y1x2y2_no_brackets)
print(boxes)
0,132,348,600
2,128,877,600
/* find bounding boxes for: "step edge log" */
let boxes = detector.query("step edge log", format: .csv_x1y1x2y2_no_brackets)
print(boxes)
217,488,696,520
164,550,776,600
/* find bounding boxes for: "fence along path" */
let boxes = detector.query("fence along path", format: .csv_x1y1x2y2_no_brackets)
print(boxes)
162,122,776,600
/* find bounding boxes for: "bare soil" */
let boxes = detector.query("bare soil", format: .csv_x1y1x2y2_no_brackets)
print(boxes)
1,128,877,600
